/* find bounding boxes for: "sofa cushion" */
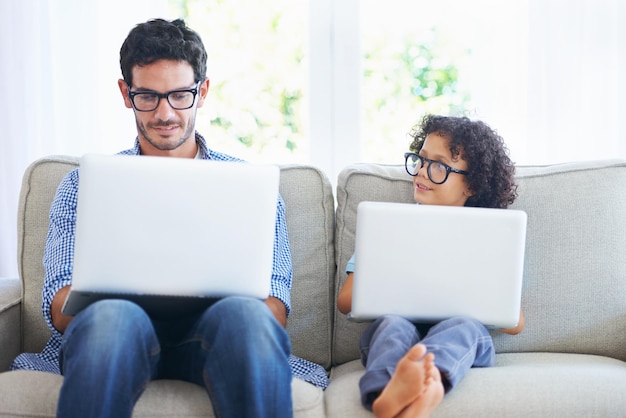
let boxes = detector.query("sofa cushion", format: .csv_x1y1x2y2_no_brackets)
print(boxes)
0,371,325,417
280,165,335,369
17,157,336,370
333,160,626,365
333,163,414,364
0,277,21,371
494,159,626,360
325,353,626,417
18,156,80,353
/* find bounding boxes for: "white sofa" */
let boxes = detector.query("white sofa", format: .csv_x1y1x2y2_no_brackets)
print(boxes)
1,155,626,417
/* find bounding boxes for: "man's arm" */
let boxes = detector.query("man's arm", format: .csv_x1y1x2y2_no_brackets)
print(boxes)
51,286,73,333
267,195,293,325
265,296,287,328
42,170,79,335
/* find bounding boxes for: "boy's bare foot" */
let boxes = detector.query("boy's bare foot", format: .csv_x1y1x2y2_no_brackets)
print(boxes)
396,361,444,418
372,344,430,418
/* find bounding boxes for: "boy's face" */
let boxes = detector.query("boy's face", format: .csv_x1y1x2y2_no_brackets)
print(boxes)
118,59,209,158
412,133,473,207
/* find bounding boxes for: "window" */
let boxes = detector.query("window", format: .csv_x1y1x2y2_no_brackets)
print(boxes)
170,0,528,178
173,0,309,164
2,0,625,277
360,0,528,165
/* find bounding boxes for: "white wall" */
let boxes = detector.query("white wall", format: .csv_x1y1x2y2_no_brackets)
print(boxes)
0,0,168,277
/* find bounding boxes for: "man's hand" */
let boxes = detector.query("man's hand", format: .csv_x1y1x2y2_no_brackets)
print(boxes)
51,285,73,333
53,287,288,330
264,296,288,328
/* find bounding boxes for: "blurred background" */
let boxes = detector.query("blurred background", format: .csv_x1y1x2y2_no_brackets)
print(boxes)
2,0,625,277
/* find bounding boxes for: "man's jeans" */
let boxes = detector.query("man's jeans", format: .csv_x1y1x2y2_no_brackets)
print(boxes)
358,315,495,409
57,296,292,418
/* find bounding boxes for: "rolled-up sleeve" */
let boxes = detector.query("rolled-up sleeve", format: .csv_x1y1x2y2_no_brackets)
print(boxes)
269,194,293,315
42,170,79,331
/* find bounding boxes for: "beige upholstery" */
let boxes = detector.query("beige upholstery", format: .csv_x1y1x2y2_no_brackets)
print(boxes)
328,160,626,416
0,156,333,417
2,156,626,416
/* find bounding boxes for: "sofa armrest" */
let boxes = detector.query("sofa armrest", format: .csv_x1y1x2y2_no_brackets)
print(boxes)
0,277,21,371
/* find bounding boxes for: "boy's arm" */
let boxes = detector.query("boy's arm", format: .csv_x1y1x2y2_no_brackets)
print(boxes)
499,309,525,335
337,272,354,314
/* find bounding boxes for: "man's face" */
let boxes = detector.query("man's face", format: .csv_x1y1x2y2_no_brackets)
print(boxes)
118,60,209,157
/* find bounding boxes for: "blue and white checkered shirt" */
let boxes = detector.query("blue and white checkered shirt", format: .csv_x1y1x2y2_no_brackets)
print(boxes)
10,133,329,389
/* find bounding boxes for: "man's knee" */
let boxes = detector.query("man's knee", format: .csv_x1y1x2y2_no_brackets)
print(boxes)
204,296,271,323
65,299,153,346
199,296,288,349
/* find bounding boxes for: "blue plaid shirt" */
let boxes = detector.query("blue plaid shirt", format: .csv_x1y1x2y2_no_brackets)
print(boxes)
10,133,329,389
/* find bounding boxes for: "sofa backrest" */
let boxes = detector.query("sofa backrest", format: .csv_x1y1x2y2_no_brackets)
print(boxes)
280,165,335,369
18,156,80,353
332,160,626,365
497,160,626,360
17,157,336,370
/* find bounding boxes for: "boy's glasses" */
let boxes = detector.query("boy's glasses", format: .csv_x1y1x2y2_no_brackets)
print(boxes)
404,152,469,185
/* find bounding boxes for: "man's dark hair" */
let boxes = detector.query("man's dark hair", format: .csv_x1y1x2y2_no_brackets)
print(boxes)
409,114,518,209
120,18,207,87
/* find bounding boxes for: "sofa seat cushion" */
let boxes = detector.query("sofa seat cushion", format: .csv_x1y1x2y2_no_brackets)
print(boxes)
0,371,325,417
325,353,626,417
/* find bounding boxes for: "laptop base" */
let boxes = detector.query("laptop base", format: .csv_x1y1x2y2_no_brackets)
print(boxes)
62,291,223,320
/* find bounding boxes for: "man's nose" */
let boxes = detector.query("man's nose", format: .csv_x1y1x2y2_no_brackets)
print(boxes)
153,96,176,120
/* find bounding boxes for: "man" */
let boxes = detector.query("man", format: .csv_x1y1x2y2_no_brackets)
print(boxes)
11,18,328,417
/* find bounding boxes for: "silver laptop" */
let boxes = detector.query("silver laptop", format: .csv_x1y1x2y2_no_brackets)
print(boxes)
348,201,527,328
62,153,280,319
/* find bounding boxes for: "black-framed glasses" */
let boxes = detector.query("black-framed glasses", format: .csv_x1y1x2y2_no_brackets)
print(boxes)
404,152,469,185
127,82,201,112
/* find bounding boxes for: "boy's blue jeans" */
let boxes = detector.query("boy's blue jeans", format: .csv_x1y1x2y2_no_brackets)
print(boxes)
359,315,495,409
57,296,293,418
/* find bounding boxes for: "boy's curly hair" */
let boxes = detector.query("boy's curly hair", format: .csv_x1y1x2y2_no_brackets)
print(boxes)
408,114,518,209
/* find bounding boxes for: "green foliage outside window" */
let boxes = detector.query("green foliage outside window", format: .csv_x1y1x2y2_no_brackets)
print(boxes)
169,0,307,163
170,0,470,164
361,22,471,162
